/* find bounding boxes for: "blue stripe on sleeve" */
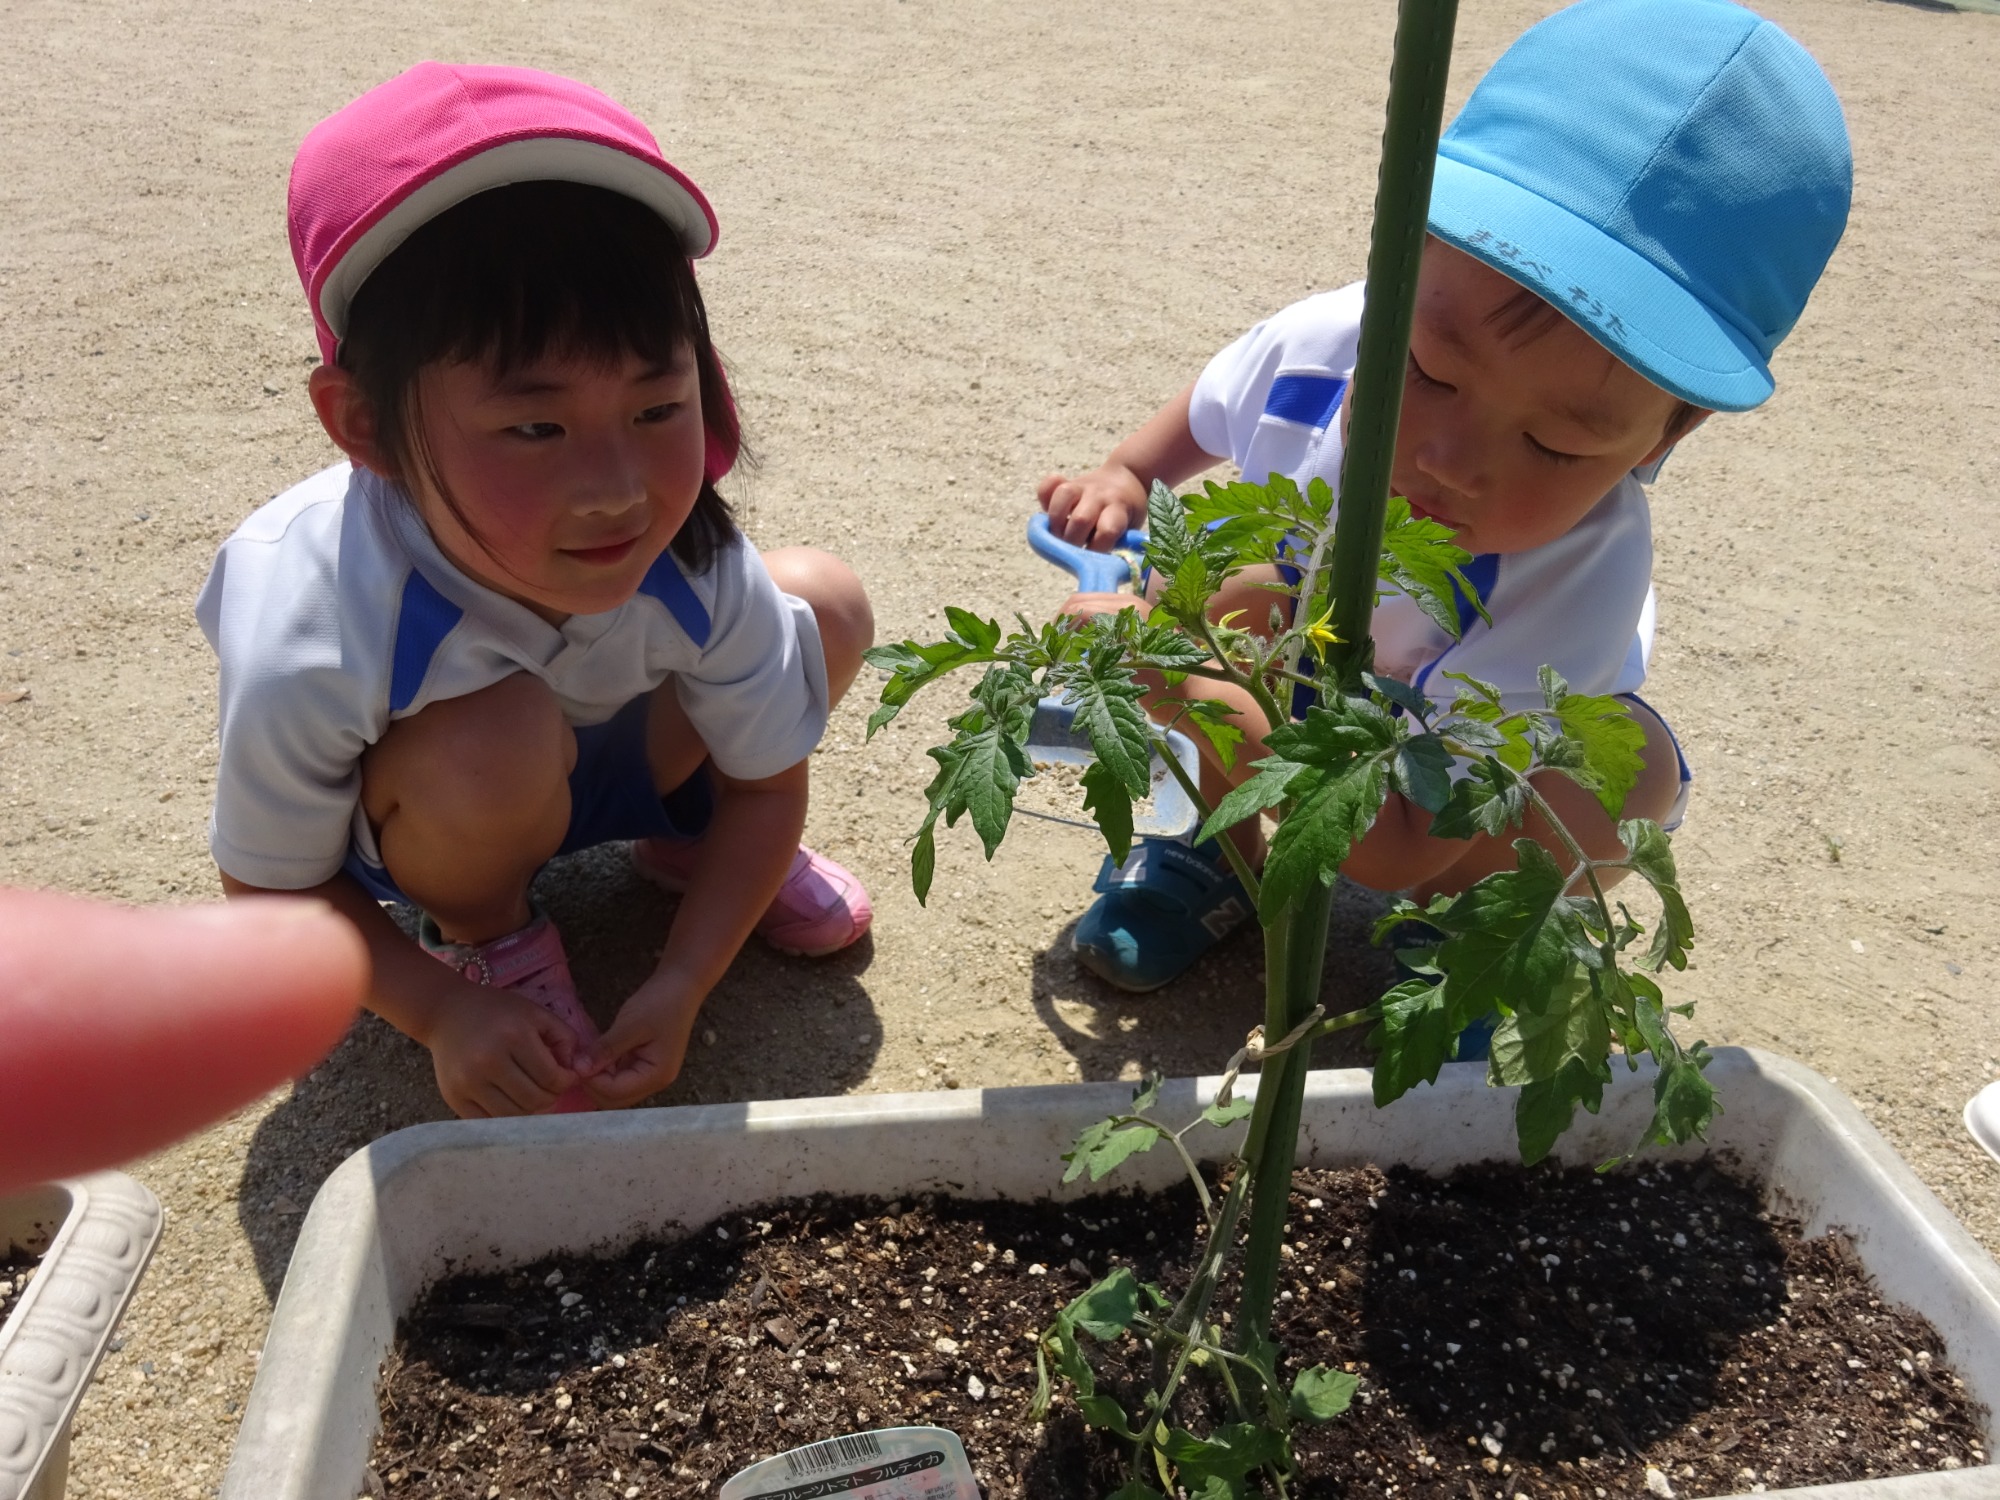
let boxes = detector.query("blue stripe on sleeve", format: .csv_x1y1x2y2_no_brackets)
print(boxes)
388,570,465,714
638,550,712,647
1262,374,1348,430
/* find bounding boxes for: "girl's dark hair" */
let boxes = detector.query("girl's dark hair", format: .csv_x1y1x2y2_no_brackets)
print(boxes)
338,179,739,573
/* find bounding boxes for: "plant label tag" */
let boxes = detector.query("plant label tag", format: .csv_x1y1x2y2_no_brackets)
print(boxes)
719,1424,980,1500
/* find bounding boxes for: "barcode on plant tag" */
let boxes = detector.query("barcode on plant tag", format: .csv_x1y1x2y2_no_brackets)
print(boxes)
783,1431,885,1478
720,1424,979,1499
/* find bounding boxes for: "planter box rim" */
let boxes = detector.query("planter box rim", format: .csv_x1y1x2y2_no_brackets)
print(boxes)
228,1047,2000,1500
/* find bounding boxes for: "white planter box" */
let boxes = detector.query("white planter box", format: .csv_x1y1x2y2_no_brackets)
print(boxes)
0,1174,163,1500
223,1048,2000,1500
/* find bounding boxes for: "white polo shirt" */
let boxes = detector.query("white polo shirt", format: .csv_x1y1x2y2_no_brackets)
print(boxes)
196,463,829,890
1187,284,1655,720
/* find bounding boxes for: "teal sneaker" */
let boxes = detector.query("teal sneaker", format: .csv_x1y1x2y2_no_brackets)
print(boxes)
1071,838,1252,992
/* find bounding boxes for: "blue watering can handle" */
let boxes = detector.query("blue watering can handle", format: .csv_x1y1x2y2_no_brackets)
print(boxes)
1026,512,1149,594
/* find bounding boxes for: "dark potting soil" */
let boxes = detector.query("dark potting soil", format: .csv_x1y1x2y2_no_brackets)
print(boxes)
0,1248,39,1328
375,1161,1988,1499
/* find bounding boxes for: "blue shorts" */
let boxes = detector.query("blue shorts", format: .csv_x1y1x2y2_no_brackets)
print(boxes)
341,691,714,906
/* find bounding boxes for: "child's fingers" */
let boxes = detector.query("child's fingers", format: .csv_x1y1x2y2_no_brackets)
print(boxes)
1088,500,1132,552
0,889,364,1194
1035,472,1070,508
522,1008,593,1083
583,1049,676,1110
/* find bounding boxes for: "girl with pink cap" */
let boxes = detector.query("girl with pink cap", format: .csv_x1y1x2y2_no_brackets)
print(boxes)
197,63,874,1117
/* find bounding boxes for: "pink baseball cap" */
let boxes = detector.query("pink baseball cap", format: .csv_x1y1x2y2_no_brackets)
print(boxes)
289,62,719,364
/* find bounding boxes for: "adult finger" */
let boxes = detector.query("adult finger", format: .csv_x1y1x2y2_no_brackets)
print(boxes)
0,889,366,1195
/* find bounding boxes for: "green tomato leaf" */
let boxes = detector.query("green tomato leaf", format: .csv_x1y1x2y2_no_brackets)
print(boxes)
1363,671,1433,719
1537,663,1570,710
1380,496,1487,637
1260,755,1388,919
1029,1340,1052,1422
1290,1365,1361,1421
1391,732,1456,814
1160,1423,1287,1478
1368,977,1472,1106
943,606,1002,654
1081,759,1135,865
1619,819,1694,971
1196,757,1300,845
1070,1267,1142,1341
1182,699,1246,772
1078,1392,1137,1438
1105,1485,1167,1500
1486,969,1612,1089
1201,1096,1255,1128
862,614,1012,735
1556,690,1647,817
918,700,1030,858
1427,761,1529,841
1061,1118,1161,1184
1130,1071,1163,1114
1132,619,1213,673
1646,1041,1719,1148
1430,843,1576,1026
910,816,938,905
1442,670,1505,709
1047,1316,1095,1396
1513,1057,1612,1166
1045,657,1155,800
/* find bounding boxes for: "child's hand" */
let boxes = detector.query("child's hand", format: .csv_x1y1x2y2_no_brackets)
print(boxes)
426,987,588,1118
1038,462,1149,551
581,971,708,1109
1059,590,1151,626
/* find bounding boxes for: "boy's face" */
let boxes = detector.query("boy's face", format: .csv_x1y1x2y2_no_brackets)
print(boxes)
1354,239,1694,556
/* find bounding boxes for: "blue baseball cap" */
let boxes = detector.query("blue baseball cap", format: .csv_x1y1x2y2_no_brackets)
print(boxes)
1426,0,1851,412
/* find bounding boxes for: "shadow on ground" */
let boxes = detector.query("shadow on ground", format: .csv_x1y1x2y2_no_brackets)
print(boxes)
1026,875,1397,1081
235,841,882,1298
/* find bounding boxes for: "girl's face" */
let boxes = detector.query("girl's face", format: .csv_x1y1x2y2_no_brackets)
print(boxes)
406,346,707,624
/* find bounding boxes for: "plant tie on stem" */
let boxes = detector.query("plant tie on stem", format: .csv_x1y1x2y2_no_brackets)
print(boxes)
1216,1005,1327,1106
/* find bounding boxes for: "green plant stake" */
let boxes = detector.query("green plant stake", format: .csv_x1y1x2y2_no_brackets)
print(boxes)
863,0,1716,1491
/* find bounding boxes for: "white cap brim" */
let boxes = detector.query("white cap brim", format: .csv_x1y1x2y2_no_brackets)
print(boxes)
317,137,715,343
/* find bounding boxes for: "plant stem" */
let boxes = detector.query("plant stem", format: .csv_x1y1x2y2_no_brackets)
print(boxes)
1233,0,1461,1376
1233,880,1335,1362
1323,0,1461,693
1516,774,1616,924
1155,729,1263,903
1194,615,1289,731
1112,1113,1215,1220
1139,1164,1257,1452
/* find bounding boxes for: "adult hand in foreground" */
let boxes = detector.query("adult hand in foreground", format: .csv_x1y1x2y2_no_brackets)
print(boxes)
0,887,366,1195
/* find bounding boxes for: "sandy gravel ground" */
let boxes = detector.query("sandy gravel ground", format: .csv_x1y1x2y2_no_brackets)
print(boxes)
2,0,1997,1494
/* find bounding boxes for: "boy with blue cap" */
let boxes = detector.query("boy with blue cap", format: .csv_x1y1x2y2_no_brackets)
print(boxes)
1037,0,1852,994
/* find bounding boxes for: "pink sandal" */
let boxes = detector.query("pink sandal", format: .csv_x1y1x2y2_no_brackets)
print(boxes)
421,911,600,1113
633,839,872,957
